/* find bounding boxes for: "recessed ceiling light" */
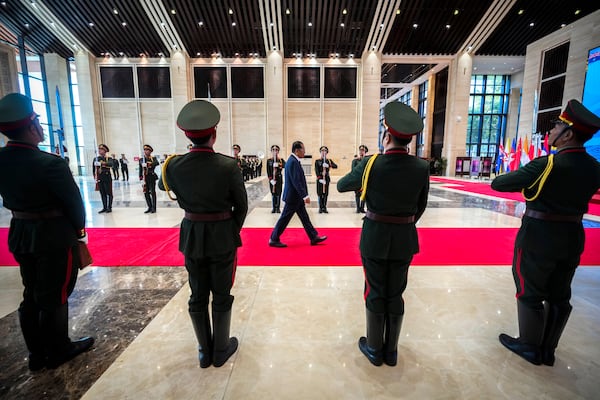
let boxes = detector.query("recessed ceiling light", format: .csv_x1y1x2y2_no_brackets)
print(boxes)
232,22,236,26
121,22,127,27
445,24,451,29
270,22,273,27
308,22,312,27
228,8,233,15
529,22,534,27
574,9,581,15
453,9,459,15
561,23,566,28
286,8,291,15
170,9,176,15
113,8,118,15
342,9,347,15
340,23,344,27
396,9,400,15
88,22,94,27
198,21,204,26
380,24,384,29
518,9,524,15
119,52,124,56
412,23,418,28
196,52,201,56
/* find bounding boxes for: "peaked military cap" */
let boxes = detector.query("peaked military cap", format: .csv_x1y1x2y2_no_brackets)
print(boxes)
270,145,280,151
177,100,220,138
143,144,153,152
383,102,423,139
359,145,368,152
558,99,600,136
0,93,38,136
319,146,329,152
98,144,110,152
232,144,241,151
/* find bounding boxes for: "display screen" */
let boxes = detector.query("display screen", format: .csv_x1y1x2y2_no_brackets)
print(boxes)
583,46,600,162
288,67,320,98
231,67,264,98
137,67,171,98
194,67,228,98
100,67,134,98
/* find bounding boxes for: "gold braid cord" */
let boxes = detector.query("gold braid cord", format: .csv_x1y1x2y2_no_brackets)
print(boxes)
360,153,379,201
161,154,179,201
521,154,554,201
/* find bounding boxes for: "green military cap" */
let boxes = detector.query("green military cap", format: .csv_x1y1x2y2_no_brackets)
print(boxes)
176,100,220,138
359,144,368,152
319,146,328,152
558,99,600,136
232,144,241,151
98,144,110,152
0,93,38,136
270,145,280,151
383,102,423,139
143,144,153,152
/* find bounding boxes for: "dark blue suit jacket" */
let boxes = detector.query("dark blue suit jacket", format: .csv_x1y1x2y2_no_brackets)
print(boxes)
282,154,308,203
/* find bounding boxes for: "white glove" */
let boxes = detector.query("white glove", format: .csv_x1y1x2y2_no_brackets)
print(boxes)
270,179,276,185
273,162,279,168
319,179,326,184
94,161,101,167
322,163,329,168
77,234,88,244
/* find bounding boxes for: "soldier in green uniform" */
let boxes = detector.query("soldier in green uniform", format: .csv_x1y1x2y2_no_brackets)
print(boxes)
139,144,160,213
0,93,94,371
159,100,248,368
266,144,285,213
314,146,338,213
352,145,368,213
93,144,114,213
337,102,429,366
492,99,600,366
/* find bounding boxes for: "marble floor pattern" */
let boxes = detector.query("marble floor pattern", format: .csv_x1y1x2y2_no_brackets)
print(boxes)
0,175,599,400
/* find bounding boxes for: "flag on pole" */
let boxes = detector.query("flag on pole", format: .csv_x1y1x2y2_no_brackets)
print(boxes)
495,144,505,173
520,136,530,167
510,138,521,171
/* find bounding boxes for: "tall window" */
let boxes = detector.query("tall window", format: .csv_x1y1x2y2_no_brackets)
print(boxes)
69,60,84,171
17,54,51,152
467,75,510,157
416,81,428,157
399,91,411,106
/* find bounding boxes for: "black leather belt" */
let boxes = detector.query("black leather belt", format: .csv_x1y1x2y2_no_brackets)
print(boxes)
524,209,583,223
12,210,63,219
184,211,232,222
365,210,415,224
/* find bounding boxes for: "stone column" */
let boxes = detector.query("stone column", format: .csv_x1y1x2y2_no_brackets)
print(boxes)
360,51,382,152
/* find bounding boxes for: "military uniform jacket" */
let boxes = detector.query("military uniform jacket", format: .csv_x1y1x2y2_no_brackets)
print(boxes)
314,158,338,183
266,157,286,193
139,156,159,180
0,141,85,253
491,147,600,257
337,151,429,259
93,156,113,181
351,157,364,193
159,148,248,258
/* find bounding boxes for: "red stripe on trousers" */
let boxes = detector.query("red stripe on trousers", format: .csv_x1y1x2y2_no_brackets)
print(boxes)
61,247,73,304
515,248,525,299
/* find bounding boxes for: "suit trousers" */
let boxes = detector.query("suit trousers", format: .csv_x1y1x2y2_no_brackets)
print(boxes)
362,255,412,315
270,198,318,241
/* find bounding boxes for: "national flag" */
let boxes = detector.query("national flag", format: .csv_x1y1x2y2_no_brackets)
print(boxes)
542,132,549,155
520,136,530,167
510,138,521,171
528,137,536,160
495,144,505,173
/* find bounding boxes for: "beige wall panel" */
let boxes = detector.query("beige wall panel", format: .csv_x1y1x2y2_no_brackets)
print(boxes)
323,101,358,175
285,101,321,156
211,101,232,155
101,102,140,158
139,101,174,158
231,101,266,156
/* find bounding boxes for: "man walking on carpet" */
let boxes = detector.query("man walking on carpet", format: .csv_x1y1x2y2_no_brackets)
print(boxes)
159,100,248,368
337,102,429,366
491,99,600,366
269,141,327,248
0,93,94,371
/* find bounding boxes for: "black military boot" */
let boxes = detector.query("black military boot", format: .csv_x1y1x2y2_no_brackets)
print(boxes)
190,311,213,368
383,313,403,366
18,306,45,371
358,308,384,366
41,303,95,369
151,192,157,213
212,309,238,367
499,300,544,365
541,302,572,366
271,196,277,213
323,196,328,213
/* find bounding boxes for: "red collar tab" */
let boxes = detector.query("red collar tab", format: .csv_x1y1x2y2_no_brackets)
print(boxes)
183,126,216,138
7,141,38,150
190,147,214,153
385,148,409,155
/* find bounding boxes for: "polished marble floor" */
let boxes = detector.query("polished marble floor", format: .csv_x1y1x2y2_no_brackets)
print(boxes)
1,173,599,400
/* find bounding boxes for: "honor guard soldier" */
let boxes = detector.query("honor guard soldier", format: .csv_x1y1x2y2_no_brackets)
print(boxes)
111,153,120,180
314,146,338,213
159,100,248,368
0,93,94,370
352,145,369,213
337,102,429,366
120,153,129,181
139,144,159,213
94,144,114,213
492,100,600,366
267,145,286,213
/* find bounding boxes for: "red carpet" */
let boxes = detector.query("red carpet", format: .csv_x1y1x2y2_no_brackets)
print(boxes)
430,176,600,216
1,227,599,267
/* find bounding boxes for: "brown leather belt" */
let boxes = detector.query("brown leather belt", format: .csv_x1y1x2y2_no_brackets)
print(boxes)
184,211,232,222
524,209,583,223
12,210,63,219
365,210,415,224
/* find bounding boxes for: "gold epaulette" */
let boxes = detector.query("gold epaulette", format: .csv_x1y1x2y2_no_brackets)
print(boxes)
360,154,379,201
521,154,554,201
161,154,181,201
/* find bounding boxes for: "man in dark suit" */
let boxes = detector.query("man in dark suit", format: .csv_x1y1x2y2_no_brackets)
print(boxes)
0,93,94,371
269,141,327,247
337,102,429,367
266,144,286,213
159,100,247,368
492,99,600,366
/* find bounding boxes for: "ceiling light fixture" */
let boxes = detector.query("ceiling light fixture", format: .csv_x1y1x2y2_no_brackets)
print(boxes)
232,22,236,26
342,9,347,15
445,24,451,29
119,52,124,56
228,8,233,15
121,22,127,27
340,23,344,27
561,23,566,28
198,21,204,26
113,8,118,15
286,9,291,15
518,9,524,15
88,22,94,27
308,22,312,27
412,23,418,28
396,9,400,15
529,22,534,27
171,9,176,14
453,9,459,15
574,9,581,15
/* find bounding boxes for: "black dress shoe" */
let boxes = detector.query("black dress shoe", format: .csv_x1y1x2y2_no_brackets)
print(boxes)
323,209,328,213
271,209,276,213
144,208,151,213
106,208,112,213
46,337,95,369
269,240,287,248
98,209,107,214
319,209,323,214
310,235,327,245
